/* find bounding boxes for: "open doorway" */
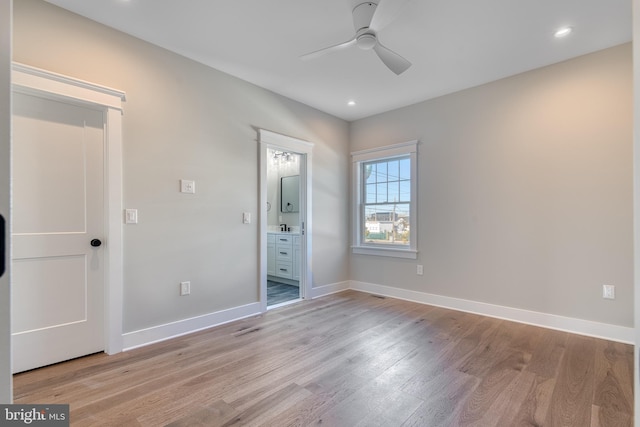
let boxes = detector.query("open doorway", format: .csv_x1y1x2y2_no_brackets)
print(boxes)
266,149,302,306
259,130,313,312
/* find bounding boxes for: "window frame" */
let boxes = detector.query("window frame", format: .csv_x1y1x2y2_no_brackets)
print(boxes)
351,141,418,259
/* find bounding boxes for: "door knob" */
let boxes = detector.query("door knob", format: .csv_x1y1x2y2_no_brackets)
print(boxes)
90,239,102,247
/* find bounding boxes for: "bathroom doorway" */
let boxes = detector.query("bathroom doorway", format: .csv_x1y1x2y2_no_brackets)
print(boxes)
259,130,313,311
267,149,301,306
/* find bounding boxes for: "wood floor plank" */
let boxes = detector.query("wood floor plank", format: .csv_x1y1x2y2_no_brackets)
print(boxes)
400,368,478,427
592,340,634,427
452,349,529,426
504,374,556,426
523,327,568,379
545,334,597,427
12,290,633,426
163,400,239,427
269,372,371,426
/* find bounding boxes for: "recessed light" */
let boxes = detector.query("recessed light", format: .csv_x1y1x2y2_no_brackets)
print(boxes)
554,26,573,38
347,100,356,106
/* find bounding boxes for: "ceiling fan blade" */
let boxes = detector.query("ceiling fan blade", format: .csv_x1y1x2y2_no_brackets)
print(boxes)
373,42,411,75
369,0,412,32
301,37,357,61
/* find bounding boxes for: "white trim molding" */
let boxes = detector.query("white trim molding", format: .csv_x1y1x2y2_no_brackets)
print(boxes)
12,63,125,111
349,281,634,344
122,303,261,351
12,62,126,355
309,281,350,299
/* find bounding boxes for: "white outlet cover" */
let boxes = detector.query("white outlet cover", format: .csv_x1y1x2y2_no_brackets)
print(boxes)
180,281,191,296
180,179,195,194
602,284,615,299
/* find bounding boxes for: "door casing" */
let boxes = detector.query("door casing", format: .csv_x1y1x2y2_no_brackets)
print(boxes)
0,0,12,402
11,63,125,355
259,129,313,312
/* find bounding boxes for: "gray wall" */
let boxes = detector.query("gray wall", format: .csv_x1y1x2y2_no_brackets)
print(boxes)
350,44,633,327
13,0,350,333
0,0,12,403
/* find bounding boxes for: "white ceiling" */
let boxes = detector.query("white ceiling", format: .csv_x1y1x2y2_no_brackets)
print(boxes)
44,0,632,121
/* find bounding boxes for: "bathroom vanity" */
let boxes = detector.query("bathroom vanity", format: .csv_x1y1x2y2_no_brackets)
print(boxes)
267,232,300,282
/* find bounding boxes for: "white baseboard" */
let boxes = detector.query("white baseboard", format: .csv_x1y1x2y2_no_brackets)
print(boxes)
121,280,633,351
349,280,634,344
122,302,262,351
309,281,350,299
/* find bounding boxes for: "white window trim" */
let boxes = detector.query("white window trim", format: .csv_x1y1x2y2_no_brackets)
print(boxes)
352,140,418,259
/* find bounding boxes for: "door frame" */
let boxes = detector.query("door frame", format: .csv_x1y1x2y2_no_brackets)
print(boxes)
11,63,125,355
258,129,313,312
633,0,640,419
1,0,11,402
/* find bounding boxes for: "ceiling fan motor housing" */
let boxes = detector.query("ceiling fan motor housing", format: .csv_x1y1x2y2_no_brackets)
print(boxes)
356,31,377,50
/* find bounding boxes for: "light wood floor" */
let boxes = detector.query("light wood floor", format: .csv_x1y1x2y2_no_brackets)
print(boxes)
14,290,633,426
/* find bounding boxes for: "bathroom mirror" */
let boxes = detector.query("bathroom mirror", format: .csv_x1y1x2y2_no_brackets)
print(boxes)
281,175,299,213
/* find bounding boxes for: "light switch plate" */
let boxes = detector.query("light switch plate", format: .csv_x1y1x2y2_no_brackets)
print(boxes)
180,179,195,194
125,209,138,224
243,212,251,224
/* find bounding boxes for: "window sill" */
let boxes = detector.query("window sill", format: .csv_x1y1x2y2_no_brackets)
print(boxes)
351,245,418,259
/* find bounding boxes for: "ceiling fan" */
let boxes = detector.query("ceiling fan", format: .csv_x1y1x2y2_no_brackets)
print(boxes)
301,0,412,75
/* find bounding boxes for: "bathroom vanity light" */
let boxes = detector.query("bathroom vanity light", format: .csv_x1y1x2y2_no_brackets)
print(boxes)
273,150,293,161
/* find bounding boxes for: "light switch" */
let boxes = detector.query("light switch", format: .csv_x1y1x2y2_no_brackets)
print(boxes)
125,209,138,224
180,179,195,194
243,212,251,224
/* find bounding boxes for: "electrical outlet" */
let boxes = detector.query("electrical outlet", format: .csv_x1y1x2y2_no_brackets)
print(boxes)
180,281,191,296
180,179,195,194
416,265,424,275
602,284,615,299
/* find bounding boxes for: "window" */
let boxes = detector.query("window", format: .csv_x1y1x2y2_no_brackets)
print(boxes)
352,141,418,259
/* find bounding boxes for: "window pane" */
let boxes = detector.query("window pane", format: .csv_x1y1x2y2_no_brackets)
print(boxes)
363,203,410,245
365,163,376,184
399,158,410,180
365,183,376,204
376,162,387,183
388,160,399,182
376,182,387,203
388,180,399,202
399,180,410,202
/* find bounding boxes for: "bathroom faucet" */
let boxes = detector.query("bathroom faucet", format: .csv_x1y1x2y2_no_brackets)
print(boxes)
280,223,287,232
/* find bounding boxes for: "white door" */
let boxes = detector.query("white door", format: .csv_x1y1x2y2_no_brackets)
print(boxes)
11,92,105,373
